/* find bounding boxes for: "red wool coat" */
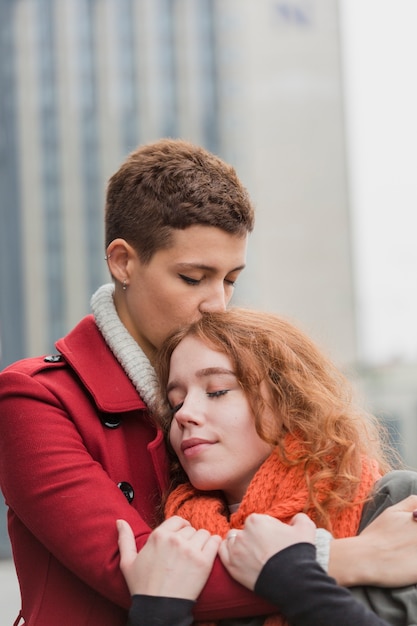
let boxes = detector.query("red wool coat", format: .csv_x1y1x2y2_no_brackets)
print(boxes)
0,315,270,626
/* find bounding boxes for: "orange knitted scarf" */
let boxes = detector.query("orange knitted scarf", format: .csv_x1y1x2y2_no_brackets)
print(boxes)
165,435,380,626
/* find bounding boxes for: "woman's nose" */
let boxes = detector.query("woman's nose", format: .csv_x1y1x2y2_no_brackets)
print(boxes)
199,285,227,313
174,397,203,427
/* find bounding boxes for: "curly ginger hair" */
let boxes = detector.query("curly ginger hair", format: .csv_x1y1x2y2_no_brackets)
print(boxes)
154,308,395,530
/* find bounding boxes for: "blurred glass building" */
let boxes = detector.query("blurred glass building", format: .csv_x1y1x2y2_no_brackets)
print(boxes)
0,0,355,365
1,0,224,362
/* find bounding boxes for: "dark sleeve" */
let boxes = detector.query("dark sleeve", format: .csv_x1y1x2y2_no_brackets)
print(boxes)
126,595,195,626
254,543,390,626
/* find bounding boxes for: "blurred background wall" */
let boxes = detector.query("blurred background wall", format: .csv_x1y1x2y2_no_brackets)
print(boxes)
0,0,416,558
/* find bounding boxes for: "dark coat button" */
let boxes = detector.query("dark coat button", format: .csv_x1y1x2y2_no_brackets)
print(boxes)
44,354,62,363
101,415,122,429
118,482,134,503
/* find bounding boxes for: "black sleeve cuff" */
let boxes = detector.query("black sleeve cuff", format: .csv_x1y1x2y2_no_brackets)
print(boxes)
126,594,195,626
254,542,318,608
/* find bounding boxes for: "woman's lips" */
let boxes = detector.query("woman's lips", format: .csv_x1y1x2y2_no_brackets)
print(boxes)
181,438,215,457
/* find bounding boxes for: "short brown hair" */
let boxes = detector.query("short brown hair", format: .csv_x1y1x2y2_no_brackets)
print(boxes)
105,138,255,263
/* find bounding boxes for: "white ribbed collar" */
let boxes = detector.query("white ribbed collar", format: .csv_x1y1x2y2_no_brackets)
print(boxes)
90,283,159,413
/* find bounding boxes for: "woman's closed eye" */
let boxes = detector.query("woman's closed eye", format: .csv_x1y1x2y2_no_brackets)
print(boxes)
179,274,237,288
169,390,229,414
179,274,200,286
169,401,184,415
207,389,229,398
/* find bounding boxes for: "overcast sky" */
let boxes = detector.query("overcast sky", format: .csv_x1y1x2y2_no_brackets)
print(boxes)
339,0,417,365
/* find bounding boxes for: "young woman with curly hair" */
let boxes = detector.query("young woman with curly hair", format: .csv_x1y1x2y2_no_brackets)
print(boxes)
118,308,417,626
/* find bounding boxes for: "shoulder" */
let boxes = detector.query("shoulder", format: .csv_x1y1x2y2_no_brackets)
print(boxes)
0,315,94,394
1,353,66,378
0,315,98,380
0,314,144,413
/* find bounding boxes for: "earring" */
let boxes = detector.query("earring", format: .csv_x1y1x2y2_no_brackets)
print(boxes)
122,279,127,291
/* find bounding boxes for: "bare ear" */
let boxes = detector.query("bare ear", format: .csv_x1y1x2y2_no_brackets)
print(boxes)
105,238,137,286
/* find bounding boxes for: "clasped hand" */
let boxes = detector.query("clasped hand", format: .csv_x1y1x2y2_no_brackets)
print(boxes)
117,513,314,599
118,495,417,601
